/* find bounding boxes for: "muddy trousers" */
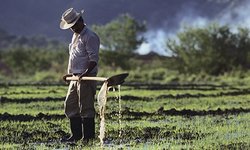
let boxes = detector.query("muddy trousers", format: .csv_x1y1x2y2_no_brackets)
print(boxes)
64,80,96,140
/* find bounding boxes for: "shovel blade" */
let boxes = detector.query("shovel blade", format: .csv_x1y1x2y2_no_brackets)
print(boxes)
107,73,129,87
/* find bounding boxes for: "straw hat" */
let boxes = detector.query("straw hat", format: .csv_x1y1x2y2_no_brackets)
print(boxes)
60,8,84,29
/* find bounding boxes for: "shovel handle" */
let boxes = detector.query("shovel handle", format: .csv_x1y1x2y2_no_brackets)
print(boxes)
66,76,107,81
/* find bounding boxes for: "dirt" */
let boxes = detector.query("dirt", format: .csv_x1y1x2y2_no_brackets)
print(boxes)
1,107,249,122
0,96,64,104
0,113,65,121
2,88,250,104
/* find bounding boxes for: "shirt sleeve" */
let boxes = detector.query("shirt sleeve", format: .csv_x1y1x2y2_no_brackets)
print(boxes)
86,35,100,63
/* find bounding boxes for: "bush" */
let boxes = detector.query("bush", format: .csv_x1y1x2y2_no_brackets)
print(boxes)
1,47,67,76
167,23,250,75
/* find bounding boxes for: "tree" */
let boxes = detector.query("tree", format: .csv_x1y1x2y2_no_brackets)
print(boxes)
92,14,146,69
167,23,250,75
92,14,146,53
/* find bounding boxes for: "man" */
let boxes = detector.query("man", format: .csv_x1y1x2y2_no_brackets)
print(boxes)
60,8,100,142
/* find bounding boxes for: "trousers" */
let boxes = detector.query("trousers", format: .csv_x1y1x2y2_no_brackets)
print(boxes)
64,79,96,118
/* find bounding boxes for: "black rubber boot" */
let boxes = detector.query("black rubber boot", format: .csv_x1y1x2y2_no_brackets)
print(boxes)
61,117,83,142
82,118,95,142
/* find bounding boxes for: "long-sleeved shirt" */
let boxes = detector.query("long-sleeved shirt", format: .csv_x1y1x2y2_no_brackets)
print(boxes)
67,26,100,75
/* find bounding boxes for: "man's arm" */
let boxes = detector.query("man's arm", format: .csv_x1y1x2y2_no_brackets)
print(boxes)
79,32,100,78
79,61,97,78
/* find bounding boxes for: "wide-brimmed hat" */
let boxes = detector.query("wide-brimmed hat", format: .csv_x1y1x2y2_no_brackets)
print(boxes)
60,8,84,30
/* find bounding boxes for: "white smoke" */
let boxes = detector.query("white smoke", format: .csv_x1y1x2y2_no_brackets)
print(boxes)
136,30,172,56
218,0,250,31
137,0,250,56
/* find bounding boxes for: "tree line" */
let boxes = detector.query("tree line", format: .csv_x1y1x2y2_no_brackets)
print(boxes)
167,24,250,75
0,14,250,80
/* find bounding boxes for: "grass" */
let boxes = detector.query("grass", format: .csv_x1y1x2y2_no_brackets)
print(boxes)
0,101,64,115
0,85,67,99
1,114,249,149
2,91,249,115
0,83,250,149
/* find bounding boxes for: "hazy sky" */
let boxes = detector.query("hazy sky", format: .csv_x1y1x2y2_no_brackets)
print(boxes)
0,0,249,55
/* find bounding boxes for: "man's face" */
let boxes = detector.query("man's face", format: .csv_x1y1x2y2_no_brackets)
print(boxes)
70,22,79,33
70,18,83,34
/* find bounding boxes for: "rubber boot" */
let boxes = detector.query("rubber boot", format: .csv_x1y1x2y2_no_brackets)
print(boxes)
82,118,95,142
61,117,83,142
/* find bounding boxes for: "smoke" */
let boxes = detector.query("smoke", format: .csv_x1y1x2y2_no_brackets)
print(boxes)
218,0,250,31
137,0,250,55
137,30,168,55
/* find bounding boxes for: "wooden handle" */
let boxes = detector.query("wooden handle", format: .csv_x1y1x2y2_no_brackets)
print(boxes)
66,76,107,81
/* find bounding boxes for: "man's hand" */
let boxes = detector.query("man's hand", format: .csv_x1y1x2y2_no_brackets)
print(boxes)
62,74,72,84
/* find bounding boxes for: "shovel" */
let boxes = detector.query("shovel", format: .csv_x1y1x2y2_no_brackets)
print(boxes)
66,73,129,87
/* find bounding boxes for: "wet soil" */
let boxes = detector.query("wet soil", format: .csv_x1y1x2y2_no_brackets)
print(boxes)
1,107,249,122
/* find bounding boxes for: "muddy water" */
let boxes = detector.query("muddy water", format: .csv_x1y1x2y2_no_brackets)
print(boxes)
97,83,123,148
118,85,122,145
97,81,108,147
113,85,122,145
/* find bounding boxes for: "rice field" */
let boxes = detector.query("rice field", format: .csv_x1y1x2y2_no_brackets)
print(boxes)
0,82,250,149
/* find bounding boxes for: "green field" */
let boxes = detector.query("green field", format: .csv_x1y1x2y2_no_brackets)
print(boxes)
0,83,250,149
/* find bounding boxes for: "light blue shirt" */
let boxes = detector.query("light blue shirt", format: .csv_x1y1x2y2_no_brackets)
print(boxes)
68,26,100,75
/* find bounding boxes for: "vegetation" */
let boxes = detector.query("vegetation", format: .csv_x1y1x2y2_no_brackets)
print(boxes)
0,47,67,75
93,14,146,53
1,17,250,81
0,83,250,149
167,24,250,75
1,14,250,149
93,14,146,70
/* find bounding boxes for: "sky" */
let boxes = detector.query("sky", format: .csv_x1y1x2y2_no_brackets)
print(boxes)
137,0,250,55
0,0,249,55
